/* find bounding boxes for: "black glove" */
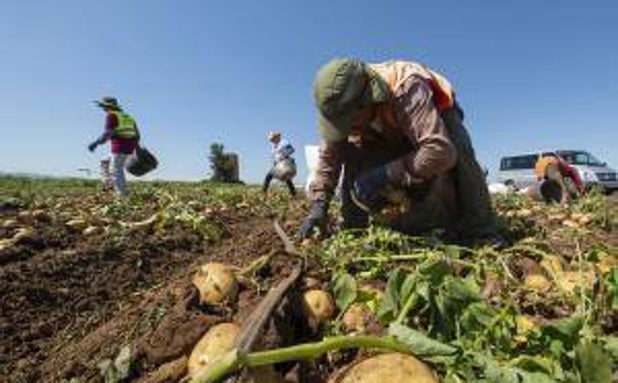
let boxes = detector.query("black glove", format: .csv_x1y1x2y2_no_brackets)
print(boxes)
351,166,390,212
88,142,98,152
297,201,328,239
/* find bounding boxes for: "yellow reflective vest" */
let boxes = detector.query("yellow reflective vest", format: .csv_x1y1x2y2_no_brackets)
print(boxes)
110,111,138,139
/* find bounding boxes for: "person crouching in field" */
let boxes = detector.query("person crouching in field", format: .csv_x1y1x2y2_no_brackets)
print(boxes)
298,58,499,245
88,97,140,197
262,131,297,197
531,154,585,204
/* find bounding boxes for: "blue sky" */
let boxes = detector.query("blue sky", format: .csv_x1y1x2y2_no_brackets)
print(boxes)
0,1,616,183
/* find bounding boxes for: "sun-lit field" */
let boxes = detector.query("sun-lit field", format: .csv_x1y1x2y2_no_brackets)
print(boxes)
1,177,616,382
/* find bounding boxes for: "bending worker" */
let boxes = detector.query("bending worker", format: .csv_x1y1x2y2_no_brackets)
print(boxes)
263,131,297,197
298,58,498,244
532,154,585,204
88,97,140,197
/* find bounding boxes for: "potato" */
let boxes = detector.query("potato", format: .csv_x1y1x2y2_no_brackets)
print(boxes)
193,263,238,305
31,209,50,222
597,256,618,275
0,238,15,251
524,274,551,293
516,208,533,218
540,255,564,275
83,226,103,236
341,303,371,333
330,353,438,383
2,219,19,229
556,271,595,295
13,227,34,243
576,213,594,226
562,219,579,229
302,289,335,323
187,323,240,376
66,219,88,231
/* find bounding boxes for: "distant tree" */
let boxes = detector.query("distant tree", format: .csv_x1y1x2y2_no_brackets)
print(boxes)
209,143,237,182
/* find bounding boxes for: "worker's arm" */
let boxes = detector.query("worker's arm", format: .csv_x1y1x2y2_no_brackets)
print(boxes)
89,113,117,151
274,139,295,162
385,77,457,185
307,141,345,204
94,113,118,144
559,159,585,195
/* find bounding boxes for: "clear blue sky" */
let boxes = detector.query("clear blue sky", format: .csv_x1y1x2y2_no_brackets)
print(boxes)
1,1,616,183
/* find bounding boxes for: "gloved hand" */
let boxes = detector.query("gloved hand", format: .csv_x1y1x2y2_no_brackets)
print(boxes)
297,200,328,239
88,142,98,152
352,166,390,212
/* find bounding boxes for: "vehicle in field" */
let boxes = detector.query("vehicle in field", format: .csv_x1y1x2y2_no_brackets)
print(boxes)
497,150,617,193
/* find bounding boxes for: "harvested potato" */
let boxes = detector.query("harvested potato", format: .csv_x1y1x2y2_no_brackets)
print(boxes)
66,219,87,231
540,255,564,275
516,315,537,334
302,289,335,323
524,274,551,292
556,271,595,295
193,263,238,305
517,208,532,218
562,219,579,229
597,256,618,275
0,238,15,251
330,353,438,383
2,219,19,229
83,226,103,236
187,323,240,376
123,213,158,231
576,213,594,226
13,227,34,243
341,303,371,333
31,209,50,222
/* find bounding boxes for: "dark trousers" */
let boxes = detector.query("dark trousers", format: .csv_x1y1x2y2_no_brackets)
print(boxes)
263,169,297,196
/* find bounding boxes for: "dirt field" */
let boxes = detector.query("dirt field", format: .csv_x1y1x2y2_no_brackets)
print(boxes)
1,179,616,382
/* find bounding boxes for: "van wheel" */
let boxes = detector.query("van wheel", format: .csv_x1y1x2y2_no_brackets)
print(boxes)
504,180,515,187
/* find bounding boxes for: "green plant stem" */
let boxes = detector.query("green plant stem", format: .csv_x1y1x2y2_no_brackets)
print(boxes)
395,290,418,324
191,335,410,383
355,253,428,263
246,335,409,366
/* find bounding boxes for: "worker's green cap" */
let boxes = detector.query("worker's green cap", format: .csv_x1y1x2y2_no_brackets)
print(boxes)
94,97,120,110
314,58,390,142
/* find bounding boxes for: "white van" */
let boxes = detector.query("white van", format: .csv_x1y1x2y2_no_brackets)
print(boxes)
497,150,617,193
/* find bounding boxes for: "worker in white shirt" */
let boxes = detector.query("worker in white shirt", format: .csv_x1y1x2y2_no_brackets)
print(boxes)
263,131,297,197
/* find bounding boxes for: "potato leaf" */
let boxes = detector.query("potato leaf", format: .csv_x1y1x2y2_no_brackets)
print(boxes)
332,272,357,312
575,341,612,383
388,323,458,364
542,316,584,348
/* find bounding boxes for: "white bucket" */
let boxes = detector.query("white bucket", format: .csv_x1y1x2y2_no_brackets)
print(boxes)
304,145,320,193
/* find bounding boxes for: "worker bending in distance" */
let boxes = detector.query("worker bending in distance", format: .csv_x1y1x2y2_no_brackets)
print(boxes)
532,154,585,204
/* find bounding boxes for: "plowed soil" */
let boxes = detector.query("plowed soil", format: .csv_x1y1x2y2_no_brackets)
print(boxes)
1,205,304,382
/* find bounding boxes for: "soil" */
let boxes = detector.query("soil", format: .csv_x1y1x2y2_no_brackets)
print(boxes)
0,203,309,383
1,193,616,383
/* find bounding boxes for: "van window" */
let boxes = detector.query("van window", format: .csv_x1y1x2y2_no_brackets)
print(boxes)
558,150,604,166
500,155,539,170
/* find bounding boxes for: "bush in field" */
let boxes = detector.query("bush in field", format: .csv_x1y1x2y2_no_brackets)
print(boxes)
208,143,238,183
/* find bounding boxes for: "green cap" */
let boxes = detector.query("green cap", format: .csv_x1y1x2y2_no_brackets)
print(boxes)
313,58,390,142
94,97,121,110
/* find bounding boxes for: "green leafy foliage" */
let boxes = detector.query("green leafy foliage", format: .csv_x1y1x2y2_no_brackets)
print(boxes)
331,272,357,312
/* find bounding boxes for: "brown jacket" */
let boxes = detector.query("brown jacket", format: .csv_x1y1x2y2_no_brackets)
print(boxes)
308,61,458,203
